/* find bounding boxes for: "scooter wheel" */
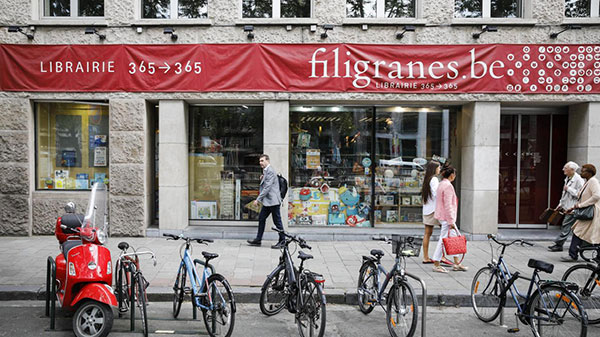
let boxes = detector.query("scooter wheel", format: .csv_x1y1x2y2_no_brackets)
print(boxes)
73,300,113,337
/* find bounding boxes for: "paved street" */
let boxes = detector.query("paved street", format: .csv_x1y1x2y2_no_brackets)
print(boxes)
3,301,599,337
0,235,587,300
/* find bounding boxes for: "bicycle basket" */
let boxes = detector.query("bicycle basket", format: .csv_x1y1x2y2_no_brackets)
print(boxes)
391,235,423,257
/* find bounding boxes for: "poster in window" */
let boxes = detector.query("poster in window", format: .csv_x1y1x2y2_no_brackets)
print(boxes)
54,170,69,189
297,132,311,148
55,115,82,168
76,173,89,189
94,146,107,166
195,201,217,219
306,149,320,169
88,114,108,167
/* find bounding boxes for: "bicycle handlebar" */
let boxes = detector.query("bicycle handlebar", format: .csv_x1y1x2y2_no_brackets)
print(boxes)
578,245,600,262
120,251,157,266
487,234,534,247
162,233,214,244
271,227,311,250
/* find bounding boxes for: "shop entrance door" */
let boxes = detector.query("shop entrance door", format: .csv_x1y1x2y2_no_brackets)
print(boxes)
498,110,568,228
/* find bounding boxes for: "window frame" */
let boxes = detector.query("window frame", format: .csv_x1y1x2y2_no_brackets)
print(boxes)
39,0,105,19
239,0,314,20
452,0,537,25
343,0,425,25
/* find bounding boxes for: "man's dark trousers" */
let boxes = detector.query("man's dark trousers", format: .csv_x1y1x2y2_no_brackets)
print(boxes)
256,205,285,243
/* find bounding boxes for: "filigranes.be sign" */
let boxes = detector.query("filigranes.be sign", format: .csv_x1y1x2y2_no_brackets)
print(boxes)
1,44,599,94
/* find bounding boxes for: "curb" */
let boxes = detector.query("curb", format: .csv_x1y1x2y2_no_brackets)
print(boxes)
0,285,485,307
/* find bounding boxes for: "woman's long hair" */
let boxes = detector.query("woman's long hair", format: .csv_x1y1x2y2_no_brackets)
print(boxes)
421,161,441,204
441,164,457,179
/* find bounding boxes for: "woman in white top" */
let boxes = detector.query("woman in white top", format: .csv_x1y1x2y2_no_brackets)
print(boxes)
421,161,441,264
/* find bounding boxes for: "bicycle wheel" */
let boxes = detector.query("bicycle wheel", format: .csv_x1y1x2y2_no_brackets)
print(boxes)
259,264,287,316
135,274,149,337
202,274,235,337
471,266,505,322
562,264,600,324
357,262,378,314
296,274,326,337
386,280,418,337
172,264,186,318
115,260,128,317
528,285,587,337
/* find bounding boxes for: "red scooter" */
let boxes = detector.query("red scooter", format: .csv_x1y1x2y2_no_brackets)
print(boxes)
46,182,117,337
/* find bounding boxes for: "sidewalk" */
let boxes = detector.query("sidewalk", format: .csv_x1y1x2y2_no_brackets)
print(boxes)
0,235,576,306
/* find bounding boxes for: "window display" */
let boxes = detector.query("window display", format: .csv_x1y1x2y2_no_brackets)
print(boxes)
289,106,373,227
36,102,109,190
188,106,263,221
289,105,456,227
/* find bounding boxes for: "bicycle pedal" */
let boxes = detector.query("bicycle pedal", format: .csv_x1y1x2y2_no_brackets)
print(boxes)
183,287,192,294
507,328,520,333
119,308,128,313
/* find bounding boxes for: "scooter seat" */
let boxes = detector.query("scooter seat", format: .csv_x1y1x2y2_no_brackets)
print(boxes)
61,240,83,256
60,213,84,234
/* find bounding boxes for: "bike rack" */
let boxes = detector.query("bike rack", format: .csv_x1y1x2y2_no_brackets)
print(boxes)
405,272,427,337
45,256,56,330
130,275,136,332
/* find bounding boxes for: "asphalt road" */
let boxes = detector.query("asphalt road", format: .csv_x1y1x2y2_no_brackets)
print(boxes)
1,301,599,337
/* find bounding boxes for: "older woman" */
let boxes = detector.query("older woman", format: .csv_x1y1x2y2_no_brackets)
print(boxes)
561,164,600,262
548,161,584,252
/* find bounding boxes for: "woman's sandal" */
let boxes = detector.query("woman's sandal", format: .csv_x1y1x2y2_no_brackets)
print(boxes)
452,264,469,272
422,259,434,264
432,265,448,273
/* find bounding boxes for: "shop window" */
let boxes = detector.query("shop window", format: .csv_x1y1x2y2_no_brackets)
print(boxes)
454,0,523,18
188,106,263,221
142,0,208,19
289,106,373,227
565,0,600,17
43,0,104,17
242,0,311,18
36,102,109,190
346,0,416,18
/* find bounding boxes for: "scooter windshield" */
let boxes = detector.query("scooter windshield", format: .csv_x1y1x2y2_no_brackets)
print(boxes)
83,182,108,233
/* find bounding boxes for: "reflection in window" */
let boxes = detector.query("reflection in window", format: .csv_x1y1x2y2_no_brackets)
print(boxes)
491,0,521,18
188,106,264,221
79,0,104,16
385,0,415,18
289,106,373,227
347,0,377,18
44,0,71,16
455,0,482,18
178,0,208,18
143,0,171,18
36,102,109,190
243,0,272,18
281,0,311,18
565,0,590,17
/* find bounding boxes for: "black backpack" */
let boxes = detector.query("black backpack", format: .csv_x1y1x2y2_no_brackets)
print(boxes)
277,174,288,199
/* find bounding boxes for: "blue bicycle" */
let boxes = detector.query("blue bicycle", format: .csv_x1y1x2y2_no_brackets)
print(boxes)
163,233,236,337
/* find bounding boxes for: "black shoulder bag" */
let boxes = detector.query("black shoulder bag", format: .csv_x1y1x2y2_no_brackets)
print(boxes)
573,182,595,220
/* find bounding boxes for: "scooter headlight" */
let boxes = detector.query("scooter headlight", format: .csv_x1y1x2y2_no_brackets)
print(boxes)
97,230,107,245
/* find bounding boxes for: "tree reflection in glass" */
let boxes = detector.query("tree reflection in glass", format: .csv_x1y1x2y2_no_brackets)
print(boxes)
44,0,70,16
491,0,521,17
346,0,377,18
385,0,415,18
178,0,208,18
281,0,311,18
454,0,482,18
79,0,104,16
243,0,272,18
565,0,590,17
143,0,171,18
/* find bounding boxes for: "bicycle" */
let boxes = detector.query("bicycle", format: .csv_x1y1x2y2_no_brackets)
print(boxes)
357,235,421,337
259,227,327,337
114,242,156,337
471,234,588,337
562,245,600,324
163,233,235,337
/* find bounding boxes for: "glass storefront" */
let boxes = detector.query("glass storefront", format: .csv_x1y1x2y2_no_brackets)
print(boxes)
188,106,263,221
289,105,455,227
35,102,109,190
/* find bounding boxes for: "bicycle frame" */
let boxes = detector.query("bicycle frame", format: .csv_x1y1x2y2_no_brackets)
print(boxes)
179,245,226,311
493,256,540,314
369,256,405,309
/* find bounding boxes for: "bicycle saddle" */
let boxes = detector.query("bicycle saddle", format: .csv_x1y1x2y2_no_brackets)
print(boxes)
527,259,554,274
298,251,313,260
370,249,385,259
202,251,219,262
118,242,129,250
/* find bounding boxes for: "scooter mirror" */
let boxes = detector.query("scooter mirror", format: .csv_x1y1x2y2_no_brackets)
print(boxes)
64,202,76,214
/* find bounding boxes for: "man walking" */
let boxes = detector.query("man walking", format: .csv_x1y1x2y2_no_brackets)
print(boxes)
548,161,585,252
247,154,286,249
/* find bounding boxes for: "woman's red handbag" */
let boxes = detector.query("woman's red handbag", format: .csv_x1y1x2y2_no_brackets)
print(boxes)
442,227,467,256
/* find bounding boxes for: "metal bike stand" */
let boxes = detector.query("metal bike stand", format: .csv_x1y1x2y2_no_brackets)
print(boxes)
499,307,507,328
405,272,427,337
45,257,56,330
130,280,136,332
